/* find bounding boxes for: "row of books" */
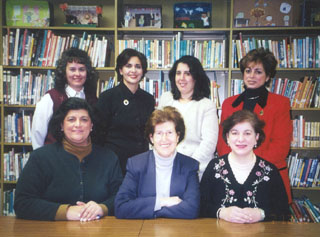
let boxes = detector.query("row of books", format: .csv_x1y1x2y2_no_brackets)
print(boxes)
99,75,220,108
3,69,54,105
291,115,320,148
3,149,30,182
119,34,226,69
2,29,109,68
288,152,320,188
290,197,320,223
270,76,320,108
4,112,32,143
98,76,169,106
2,189,15,216
230,79,244,96
139,75,171,107
99,77,116,93
231,76,320,108
232,34,320,69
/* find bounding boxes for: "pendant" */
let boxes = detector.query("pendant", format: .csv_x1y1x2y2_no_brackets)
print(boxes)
260,110,264,116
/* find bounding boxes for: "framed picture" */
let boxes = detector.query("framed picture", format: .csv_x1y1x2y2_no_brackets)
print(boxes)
5,0,52,27
233,0,296,27
122,5,162,28
174,2,212,28
59,4,102,27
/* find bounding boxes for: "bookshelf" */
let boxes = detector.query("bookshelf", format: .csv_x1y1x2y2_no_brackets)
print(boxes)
0,0,319,216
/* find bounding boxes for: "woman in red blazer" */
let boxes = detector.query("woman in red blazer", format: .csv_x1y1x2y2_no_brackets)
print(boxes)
217,48,292,203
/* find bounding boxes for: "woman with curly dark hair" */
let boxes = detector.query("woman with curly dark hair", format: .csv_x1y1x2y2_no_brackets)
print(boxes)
15,98,122,221
31,48,98,150
158,55,218,180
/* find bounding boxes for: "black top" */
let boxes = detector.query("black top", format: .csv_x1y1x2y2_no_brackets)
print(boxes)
232,86,269,111
14,143,123,220
97,82,155,173
200,155,290,221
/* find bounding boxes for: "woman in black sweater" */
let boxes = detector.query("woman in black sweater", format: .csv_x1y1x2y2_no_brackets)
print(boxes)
14,98,123,221
200,110,290,223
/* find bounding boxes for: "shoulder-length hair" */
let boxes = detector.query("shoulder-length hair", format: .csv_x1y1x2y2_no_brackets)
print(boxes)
169,55,210,101
54,48,98,95
145,106,185,145
48,97,103,144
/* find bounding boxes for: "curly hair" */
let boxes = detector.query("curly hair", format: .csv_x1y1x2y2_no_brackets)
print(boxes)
221,110,266,148
145,106,185,145
54,48,97,95
116,48,148,81
169,55,210,101
240,48,277,87
48,97,104,145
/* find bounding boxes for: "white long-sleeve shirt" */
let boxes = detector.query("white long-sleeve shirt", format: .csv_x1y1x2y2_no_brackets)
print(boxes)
31,86,85,150
158,92,219,180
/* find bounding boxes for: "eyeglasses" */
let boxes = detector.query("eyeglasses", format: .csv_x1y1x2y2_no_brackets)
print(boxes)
153,131,176,139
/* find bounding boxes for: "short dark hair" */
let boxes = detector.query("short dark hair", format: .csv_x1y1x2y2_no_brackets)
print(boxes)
240,48,277,87
221,110,265,148
145,106,185,145
48,97,103,144
115,48,148,81
169,55,210,101
55,48,98,95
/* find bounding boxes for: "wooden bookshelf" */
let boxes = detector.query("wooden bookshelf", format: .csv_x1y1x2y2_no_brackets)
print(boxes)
0,0,319,216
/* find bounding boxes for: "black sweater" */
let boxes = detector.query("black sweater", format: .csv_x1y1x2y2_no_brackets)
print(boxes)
200,155,290,221
97,82,155,173
14,143,123,220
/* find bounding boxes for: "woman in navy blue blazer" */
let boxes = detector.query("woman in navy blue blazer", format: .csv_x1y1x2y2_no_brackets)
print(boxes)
115,106,200,219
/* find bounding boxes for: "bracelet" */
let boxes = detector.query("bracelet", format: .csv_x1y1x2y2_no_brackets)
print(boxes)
216,208,222,219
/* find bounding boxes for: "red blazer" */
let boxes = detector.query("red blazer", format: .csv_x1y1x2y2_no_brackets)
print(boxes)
217,92,292,202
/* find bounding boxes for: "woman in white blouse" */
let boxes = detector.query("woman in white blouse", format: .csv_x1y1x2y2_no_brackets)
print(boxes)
31,48,98,150
158,55,218,180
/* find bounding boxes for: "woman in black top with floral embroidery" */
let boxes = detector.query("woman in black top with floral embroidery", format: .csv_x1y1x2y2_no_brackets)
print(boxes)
200,110,289,223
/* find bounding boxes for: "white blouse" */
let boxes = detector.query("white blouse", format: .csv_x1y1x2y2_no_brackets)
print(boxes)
31,86,85,150
158,91,219,180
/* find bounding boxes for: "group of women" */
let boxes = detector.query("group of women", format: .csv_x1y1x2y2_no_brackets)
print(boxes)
15,47,291,223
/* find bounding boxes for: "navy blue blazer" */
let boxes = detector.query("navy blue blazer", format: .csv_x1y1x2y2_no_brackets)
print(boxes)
115,150,200,219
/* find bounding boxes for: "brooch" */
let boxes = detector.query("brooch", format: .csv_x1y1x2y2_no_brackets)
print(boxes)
123,99,129,106
260,110,264,116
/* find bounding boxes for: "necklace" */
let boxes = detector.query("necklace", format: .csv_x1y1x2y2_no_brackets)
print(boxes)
248,95,259,100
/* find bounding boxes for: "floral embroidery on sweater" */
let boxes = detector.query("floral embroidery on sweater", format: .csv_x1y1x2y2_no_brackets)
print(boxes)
213,158,272,208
